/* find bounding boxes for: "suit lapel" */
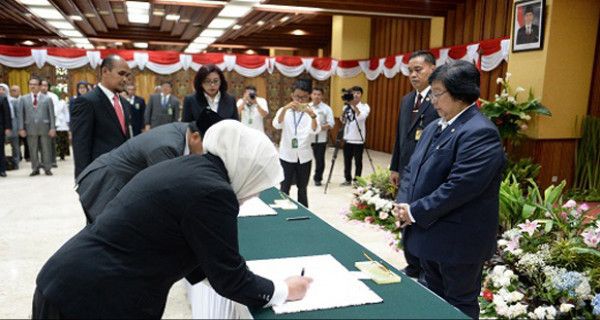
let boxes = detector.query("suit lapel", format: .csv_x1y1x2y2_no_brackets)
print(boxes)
95,87,126,138
217,95,228,119
407,92,433,134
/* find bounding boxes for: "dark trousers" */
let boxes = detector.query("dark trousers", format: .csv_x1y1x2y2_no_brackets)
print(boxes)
56,131,70,159
20,136,30,160
401,228,423,277
32,287,64,319
311,142,327,182
280,159,311,207
420,259,484,319
0,133,5,173
343,142,364,182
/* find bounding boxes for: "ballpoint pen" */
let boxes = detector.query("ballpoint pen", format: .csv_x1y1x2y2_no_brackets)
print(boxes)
362,251,393,274
301,268,305,277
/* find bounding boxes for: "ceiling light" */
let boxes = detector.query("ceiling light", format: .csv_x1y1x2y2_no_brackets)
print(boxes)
96,45,106,49
22,40,35,46
19,0,51,6
60,30,83,37
70,37,90,44
180,18,190,23
245,49,256,55
280,16,290,23
128,13,149,24
127,1,150,24
47,20,75,30
290,29,307,36
256,20,264,26
133,42,148,49
193,36,216,44
254,4,322,14
232,24,241,30
98,10,110,15
29,7,63,19
218,4,252,18
200,29,224,37
185,48,201,54
189,43,207,50
153,9,165,16
208,18,235,29
69,15,83,21
77,43,95,50
84,13,95,18
115,41,123,46
165,14,180,21
113,8,124,13
126,1,150,10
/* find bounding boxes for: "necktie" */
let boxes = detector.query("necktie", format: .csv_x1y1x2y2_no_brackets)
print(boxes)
112,95,126,135
162,95,167,107
411,93,422,123
33,94,38,110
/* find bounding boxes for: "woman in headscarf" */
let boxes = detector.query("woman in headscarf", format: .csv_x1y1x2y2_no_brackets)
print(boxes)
69,81,89,114
182,64,238,122
33,120,312,319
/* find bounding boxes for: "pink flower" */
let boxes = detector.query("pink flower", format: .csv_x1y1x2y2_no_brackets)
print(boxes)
582,230,600,248
560,211,568,220
506,236,521,253
378,211,389,220
518,219,539,236
364,216,375,224
395,220,401,230
563,199,577,209
578,203,590,212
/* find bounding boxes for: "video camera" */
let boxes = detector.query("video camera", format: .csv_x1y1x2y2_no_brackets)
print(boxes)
341,88,354,102
249,91,257,100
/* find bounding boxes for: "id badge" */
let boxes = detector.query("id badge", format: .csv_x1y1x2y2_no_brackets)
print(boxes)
415,129,423,141
135,103,140,110
291,138,298,149
167,107,173,116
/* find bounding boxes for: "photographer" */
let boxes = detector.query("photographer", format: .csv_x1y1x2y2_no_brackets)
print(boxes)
340,86,370,186
237,85,269,133
309,87,334,186
272,79,320,207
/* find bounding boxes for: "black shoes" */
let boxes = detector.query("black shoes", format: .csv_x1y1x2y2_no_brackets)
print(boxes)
44,170,53,176
314,181,322,186
0,172,6,177
340,180,352,186
30,170,40,176
401,267,420,279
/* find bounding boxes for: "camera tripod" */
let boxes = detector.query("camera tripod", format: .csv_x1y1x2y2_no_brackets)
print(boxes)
324,104,376,194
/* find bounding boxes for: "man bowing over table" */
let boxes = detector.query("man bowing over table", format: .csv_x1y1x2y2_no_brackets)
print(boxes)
394,61,505,319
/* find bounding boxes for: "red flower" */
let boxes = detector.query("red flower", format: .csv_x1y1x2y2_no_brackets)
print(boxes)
357,203,367,210
482,289,493,302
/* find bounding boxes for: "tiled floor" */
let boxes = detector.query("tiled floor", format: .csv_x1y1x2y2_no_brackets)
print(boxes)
0,146,405,318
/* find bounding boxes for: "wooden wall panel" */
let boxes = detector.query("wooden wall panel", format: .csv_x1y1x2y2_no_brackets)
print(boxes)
364,17,430,153
588,18,600,117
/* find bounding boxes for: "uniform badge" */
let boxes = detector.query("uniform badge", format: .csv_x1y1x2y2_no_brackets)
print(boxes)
415,128,423,141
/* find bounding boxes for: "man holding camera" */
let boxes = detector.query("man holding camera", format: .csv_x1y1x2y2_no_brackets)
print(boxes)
309,87,334,186
341,86,370,186
272,79,320,207
237,85,269,133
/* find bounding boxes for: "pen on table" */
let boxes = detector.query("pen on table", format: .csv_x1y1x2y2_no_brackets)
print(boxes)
286,216,310,221
301,268,305,277
362,251,392,274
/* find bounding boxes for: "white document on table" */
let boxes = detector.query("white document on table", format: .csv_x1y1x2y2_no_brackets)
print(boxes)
247,254,383,314
239,197,277,217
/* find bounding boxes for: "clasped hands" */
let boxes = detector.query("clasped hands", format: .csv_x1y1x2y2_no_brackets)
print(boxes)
393,203,413,228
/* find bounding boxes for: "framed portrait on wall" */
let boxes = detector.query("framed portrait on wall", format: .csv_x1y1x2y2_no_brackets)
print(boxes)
512,0,546,52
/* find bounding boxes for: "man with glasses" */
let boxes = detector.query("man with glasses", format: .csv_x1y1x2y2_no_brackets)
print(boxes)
144,81,180,131
389,50,439,280
272,79,319,207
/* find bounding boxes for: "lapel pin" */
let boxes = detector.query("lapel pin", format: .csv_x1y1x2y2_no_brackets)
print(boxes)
451,128,455,133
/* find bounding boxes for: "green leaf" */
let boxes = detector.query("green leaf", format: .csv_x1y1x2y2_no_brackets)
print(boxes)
572,247,600,258
522,203,536,219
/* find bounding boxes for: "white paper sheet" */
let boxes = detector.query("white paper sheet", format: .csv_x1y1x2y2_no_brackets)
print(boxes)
247,254,383,314
239,197,278,217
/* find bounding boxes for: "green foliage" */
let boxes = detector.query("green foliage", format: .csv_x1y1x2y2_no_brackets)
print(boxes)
574,116,600,196
503,157,541,190
479,74,551,145
566,188,600,202
356,166,397,200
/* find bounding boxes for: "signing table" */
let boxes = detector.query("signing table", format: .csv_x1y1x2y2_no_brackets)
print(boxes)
187,188,467,319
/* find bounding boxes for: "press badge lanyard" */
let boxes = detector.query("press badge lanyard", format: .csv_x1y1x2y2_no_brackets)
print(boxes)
291,111,304,149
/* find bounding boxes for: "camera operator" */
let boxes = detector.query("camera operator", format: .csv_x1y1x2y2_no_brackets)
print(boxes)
309,87,334,186
272,79,320,207
340,86,370,186
237,85,269,133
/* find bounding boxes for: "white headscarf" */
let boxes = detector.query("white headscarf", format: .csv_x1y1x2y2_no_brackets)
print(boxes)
0,83,8,95
203,120,283,200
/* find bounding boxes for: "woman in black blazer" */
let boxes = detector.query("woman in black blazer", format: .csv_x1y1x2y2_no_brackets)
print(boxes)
182,64,239,122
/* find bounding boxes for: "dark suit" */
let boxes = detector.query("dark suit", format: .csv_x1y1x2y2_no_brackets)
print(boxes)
397,105,505,318
71,86,131,178
124,95,146,136
390,90,439,278
516,24,539,44
35,154,275,318
0,96,12,173
76,122,188,223
182,92,238,122
144,93,180,128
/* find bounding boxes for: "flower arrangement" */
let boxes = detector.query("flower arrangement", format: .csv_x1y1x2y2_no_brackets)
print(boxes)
480,197,600,319
479,73,551,144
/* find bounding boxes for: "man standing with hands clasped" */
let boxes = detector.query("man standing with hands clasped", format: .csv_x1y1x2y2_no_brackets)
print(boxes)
389,50,439,280
272,79,320,208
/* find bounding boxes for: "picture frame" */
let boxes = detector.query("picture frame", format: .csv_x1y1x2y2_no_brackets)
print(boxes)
512,0,546,52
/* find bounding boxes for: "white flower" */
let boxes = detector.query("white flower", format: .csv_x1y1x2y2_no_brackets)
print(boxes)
507,96,516,103
516,86,525,93
533,306,547,319
496,77,503,84
506,72,512,80
510,291,524,302
575,277,592,299
378,211,389,220
508,303,528,318
559,303,574,313
498,239,508,246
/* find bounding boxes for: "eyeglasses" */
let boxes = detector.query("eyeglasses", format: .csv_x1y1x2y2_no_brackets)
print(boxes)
292,94,309,102
203,79,220,86
430,90,447,100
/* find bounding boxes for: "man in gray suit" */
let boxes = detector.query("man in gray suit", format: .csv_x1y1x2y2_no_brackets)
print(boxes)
18,77,56,176
76,108,222,223
144,81,180,130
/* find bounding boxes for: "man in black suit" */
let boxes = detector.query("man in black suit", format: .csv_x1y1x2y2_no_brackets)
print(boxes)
76,109,222,224
0,93,12,177
71,54,132,178
389,50,439,280
33,121,311,319
516,5,539,44
122,84,146,136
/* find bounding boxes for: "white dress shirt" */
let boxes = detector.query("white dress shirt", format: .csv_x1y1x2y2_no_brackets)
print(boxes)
46,91,60,116
54,100,70,131
272,107,320,164
237,97,269,133
415,86,431,106
97,83,118,108
310,101,334,143
204,91,221,113
342,102,371,144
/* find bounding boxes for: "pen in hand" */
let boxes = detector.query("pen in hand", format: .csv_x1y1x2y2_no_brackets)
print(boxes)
301,267,305,277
